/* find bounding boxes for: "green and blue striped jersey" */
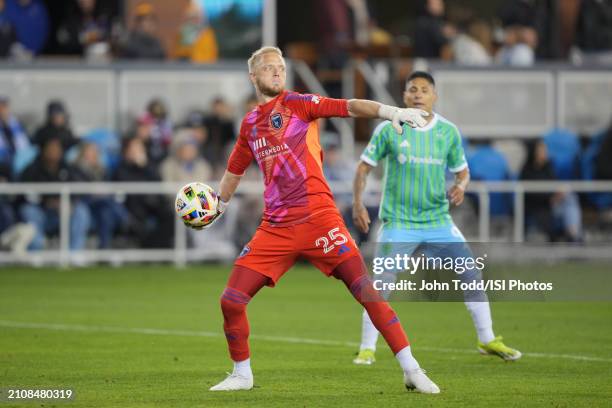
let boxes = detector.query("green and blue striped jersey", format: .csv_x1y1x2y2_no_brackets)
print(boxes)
360,113,467,229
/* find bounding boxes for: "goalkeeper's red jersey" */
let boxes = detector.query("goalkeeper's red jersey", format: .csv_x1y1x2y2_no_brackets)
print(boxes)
227,91,350,226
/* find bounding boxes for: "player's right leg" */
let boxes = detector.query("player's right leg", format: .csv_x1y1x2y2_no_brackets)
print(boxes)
354,271,395,365
209,265,270,391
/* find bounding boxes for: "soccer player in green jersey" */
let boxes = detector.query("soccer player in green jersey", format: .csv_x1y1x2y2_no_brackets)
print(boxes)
352,71,522,365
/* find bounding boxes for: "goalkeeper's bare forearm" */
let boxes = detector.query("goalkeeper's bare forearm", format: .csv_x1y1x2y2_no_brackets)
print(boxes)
218,170,243,204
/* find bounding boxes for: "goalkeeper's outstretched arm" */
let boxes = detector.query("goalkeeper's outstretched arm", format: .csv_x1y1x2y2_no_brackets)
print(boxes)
347,99,429,134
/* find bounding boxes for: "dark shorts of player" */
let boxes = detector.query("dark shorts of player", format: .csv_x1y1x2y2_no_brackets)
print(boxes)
234,210,360,287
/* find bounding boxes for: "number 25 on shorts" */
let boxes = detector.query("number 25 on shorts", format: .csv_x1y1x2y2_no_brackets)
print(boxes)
315,227,348,254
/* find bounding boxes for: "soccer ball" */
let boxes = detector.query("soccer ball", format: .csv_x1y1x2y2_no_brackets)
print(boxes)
175,182,219,229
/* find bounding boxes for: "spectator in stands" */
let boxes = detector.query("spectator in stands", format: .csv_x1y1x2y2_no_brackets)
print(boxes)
204,97,235,169
520,140,583,242
51,0,114,59
0,0,18,58
19,137,91,250
0,95,30,179
496,0,540,66
183,110,209,148
160,128,212,183
452,18,493,66
595,121,612,180
575,0,612,56
413,0,455,60
117,2,165,60
174,1,218,63
467,141,514,229
0,148,14,234
313,0,352,69
4,0,48,55
0,95,36,253
497,26,537,66
71,142,127,249
135,98,173,165
113,137,173,248
32,100,78,152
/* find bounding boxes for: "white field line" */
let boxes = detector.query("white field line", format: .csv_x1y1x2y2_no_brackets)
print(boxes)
1,320,611,363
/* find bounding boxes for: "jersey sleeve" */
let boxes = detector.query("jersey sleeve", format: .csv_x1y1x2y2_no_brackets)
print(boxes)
285,93,349,121
360,121,391,167
226,122,254,176
447,126,468,173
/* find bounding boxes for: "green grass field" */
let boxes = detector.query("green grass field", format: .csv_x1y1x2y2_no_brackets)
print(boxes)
1,264,611,407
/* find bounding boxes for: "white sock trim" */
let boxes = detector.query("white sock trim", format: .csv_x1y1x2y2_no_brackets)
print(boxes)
233,358,252,377
395,346,420,372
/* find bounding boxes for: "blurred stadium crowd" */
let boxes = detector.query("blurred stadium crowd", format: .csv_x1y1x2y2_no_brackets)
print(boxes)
0,0,611,257
0,0,610,64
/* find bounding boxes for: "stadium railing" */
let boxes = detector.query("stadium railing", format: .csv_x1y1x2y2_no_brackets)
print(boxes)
1,180,612,267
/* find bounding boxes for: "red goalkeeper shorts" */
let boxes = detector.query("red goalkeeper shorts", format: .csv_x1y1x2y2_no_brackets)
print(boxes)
233,210,360,286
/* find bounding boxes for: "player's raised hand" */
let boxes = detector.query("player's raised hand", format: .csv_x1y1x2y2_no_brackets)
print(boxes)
183,193,228,230
448,184,465,206
205,194,228,228
393,108,429,132
352,202,371,234
378,105,429,134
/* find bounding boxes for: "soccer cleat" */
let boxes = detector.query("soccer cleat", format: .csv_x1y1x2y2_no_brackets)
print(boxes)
404,368,440,394
353,349,376,365
209,372,253,391
478,336,522,361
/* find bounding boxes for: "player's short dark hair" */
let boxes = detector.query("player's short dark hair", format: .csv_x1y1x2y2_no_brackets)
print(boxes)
407,71,435,87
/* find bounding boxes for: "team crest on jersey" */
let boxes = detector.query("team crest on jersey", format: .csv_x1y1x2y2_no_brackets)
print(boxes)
270,112,283,129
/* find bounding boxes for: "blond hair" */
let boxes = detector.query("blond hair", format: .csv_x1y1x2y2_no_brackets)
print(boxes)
247,46,283,73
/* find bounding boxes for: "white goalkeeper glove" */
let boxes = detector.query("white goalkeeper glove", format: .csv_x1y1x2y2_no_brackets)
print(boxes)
188,195,228,231
378,104,429,134
205,195,228,229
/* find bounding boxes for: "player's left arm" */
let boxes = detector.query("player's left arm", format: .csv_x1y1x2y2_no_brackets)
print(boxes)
447,126,469,206
289,94,428,134
347,99,429,133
